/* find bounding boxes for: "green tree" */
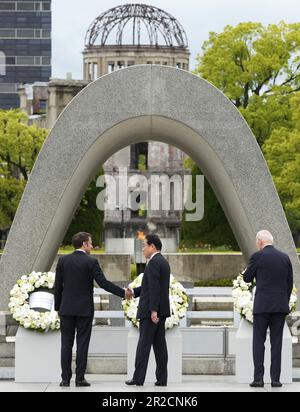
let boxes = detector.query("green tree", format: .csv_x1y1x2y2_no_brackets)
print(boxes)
0,110,104,245
0,109,48,180
0,178,25,230
0,110,48,231
190,21,300,247
195,21,300,145
63,170,104,247
181,160,239,249
263,94,300,242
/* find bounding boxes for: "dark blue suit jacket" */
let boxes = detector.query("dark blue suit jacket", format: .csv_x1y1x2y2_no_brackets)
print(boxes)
54,251,125,317
133,253,171,320
243,245,293,315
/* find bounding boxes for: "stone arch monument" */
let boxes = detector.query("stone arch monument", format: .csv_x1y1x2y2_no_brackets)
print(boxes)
0,65,299,308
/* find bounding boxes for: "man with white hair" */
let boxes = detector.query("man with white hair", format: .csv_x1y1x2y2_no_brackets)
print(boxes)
243,230,293,388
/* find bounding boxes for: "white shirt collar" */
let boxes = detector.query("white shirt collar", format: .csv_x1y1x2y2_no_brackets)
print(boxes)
75,249,86,253
149,251,160,260
263,244,273,249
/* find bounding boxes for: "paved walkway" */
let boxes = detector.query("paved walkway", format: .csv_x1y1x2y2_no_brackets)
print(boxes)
0,375,299,392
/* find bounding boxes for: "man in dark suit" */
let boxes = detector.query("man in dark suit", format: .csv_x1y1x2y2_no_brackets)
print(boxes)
55,232,129,387
126,234,171,387
243,230,293,388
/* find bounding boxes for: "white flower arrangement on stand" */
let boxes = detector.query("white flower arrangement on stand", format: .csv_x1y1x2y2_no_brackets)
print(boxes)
9,271,60,333
232,274,298,324
122,274,189,329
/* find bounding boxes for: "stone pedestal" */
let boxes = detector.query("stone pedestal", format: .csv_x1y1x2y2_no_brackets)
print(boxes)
15,327,61,383
235,319,292,384
127,326,182,383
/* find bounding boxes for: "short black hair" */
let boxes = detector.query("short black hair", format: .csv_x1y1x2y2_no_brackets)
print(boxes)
72,232,91,249
146,234,162,251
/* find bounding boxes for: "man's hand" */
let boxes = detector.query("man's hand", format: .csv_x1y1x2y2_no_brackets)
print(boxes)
151,311,159,324
124,288,133,300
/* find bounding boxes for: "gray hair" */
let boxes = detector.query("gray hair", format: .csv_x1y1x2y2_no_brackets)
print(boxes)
256,230,274,244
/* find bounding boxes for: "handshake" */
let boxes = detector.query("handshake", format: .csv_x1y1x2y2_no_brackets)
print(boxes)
124,287,134,300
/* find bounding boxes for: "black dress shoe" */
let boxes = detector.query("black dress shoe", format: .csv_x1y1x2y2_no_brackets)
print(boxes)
75,379,91,387
250,381,264,388
155,382,167,386
271,381,283,388
125,379,143,386
59,381,70,387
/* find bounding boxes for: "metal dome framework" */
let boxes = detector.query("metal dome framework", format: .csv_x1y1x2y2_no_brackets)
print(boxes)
85,3,188,48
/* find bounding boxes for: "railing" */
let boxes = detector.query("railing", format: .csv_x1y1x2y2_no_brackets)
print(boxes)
93,287,235,326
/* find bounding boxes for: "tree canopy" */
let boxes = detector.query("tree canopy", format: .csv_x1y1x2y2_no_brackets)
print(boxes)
263,94,300,238
192,21,300,246
0,110,48,180
195,21,300,144
0,110,47,230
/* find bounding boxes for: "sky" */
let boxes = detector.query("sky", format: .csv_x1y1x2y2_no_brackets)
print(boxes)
52,0,300,79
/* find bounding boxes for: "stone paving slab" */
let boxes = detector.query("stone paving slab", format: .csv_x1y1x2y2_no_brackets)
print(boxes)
0,375,300,392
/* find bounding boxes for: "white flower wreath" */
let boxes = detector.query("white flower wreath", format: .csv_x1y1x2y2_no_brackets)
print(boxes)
122,273,189,329
9,271,60,333
232,274,298,324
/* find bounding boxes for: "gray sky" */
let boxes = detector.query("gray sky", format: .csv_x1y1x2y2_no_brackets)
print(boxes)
52,0,300,79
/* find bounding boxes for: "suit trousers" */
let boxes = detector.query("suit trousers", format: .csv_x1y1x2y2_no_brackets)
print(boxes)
60,315,93,382
133,317,168,384
253,313,286,382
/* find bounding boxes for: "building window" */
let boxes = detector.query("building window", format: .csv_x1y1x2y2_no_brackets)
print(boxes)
17,2,35,11
127,61,135,66
42,30,51,38
0,29,51,39
108,62,115,73
163,61,168,65
38,99,47,113
17,29,35,38
6,56,51,66
42,2,51,11
42,56,51,66
88,62,98,80
0,29,15,38
117,61,125,69
93,63,98,80
176,62,181,69
131,142,148,170
87,62,98,80
0,2,51,12
0,83,18,93
0,2,15,10
16,56,35,65
6,57,16,65
130,192,147,219
147,61,152,65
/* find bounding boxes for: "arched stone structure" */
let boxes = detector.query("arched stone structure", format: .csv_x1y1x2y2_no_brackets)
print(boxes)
0,65,298,308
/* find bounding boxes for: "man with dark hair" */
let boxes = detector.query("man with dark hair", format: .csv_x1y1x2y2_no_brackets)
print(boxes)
55,232,131,387
126,234,171,387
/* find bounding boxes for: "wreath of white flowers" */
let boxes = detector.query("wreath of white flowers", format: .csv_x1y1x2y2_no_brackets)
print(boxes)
232,274,298,324
9,271,60,333
122,273,189,329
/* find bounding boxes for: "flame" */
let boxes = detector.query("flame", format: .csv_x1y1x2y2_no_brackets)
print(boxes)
137,231,146,240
